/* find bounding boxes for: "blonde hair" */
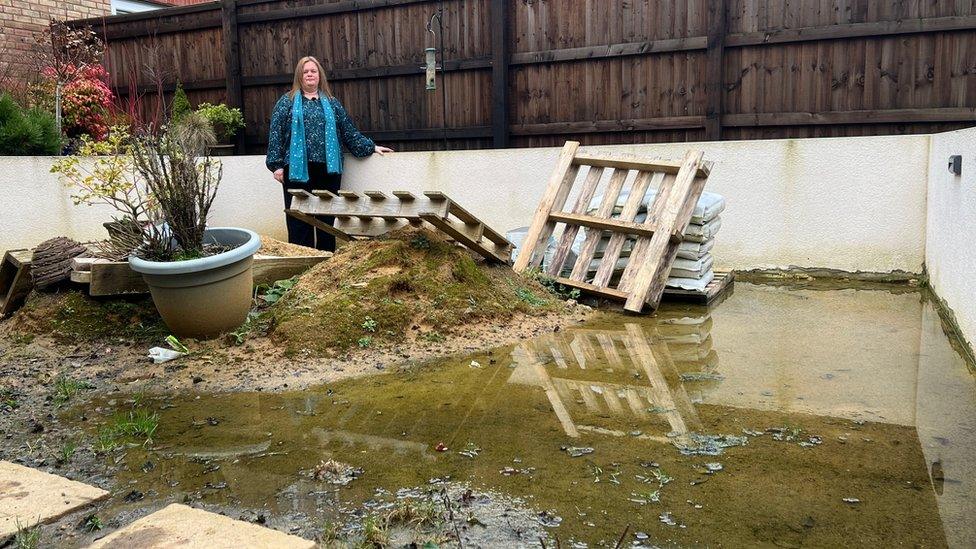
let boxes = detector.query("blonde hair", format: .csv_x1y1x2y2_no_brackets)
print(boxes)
290,56,334,99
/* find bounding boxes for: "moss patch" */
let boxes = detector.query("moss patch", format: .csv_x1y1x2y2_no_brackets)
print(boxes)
266,228,559,356
3,290,165,342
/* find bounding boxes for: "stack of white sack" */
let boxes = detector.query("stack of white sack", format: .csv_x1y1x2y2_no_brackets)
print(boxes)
567,189,726,291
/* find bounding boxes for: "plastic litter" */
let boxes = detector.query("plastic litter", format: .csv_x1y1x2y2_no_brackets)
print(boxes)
148,347,186,364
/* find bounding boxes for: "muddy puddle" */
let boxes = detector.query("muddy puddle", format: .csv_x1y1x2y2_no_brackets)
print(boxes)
66,283,976,547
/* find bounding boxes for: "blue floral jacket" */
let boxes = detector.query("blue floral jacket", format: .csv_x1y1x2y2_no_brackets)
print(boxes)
265,93,375,173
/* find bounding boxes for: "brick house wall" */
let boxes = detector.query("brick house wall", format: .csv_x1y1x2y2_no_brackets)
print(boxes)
0,0,113,89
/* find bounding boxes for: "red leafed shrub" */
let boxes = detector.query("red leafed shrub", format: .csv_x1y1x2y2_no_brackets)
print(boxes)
46,64,114,140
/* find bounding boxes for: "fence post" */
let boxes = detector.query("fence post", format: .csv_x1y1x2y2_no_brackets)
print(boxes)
705,0,726,141
491,0,510,148
221,0,244,152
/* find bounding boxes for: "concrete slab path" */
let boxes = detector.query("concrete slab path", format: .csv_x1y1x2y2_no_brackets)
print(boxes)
87,503,316,548
0,460,109,538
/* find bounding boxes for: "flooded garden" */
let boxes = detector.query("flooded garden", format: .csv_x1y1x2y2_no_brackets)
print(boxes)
3,280,973,547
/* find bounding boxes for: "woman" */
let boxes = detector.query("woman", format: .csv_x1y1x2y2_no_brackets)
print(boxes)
266,55,393,251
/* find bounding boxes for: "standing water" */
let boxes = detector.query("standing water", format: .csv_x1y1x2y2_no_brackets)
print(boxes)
69,283,976,547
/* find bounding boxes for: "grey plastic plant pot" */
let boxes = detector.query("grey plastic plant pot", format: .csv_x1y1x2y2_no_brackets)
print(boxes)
129,227,261,339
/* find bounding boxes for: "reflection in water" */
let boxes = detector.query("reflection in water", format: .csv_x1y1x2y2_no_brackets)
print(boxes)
509,323,704,443
74,284,975,547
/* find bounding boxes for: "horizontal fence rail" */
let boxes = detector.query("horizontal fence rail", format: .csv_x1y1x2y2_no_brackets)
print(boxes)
69,0,976,152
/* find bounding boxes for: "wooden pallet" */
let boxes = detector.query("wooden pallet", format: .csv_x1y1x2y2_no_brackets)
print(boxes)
663,270,734,305
0,249,33,318
513,141,712,313
285,190,512,263
69,254,331,297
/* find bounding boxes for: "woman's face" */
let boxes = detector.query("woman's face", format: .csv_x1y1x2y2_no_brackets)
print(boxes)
301,61,319,89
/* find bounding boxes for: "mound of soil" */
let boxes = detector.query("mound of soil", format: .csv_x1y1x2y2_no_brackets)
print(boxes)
266,228,565,356
2,290,165,342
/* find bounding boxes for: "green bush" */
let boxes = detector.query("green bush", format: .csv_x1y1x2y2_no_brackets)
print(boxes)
171,82,191,122
195,102,244,142
0,93,61,155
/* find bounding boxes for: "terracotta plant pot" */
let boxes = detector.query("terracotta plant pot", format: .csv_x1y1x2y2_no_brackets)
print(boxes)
129,227,261,339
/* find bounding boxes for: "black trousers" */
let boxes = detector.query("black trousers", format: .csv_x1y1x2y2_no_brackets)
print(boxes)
282,162,342,251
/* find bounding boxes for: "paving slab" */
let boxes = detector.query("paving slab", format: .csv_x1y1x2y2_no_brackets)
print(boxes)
0,460,109,538
86,503,316,548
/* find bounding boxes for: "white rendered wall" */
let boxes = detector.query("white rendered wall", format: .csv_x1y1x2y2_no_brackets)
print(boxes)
925,126,976,348
2,134,929,273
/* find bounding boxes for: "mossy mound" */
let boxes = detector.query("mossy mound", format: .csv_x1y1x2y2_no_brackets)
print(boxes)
2,290,165,342
266,228,560,356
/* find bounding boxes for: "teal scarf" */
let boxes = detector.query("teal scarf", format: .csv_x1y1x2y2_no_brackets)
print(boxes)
288,93,343,182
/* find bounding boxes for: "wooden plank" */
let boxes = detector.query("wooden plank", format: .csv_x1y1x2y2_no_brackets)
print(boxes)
512,141,581,272
363,191,389,199
236,0,438,25
511,116,706,135
70,270,92,284
705,0,727,140
624,151,707,312
289,194,451,219
491,0,510,148
86,255,331,297
552,276,629,300
546,166,605,277
549,212,656,239
725,15,976,48
284,210,354,243
722,107,976,126
241,57,492,86
572,153,711,177
418,213,511,263
0,250,33,318
569,168,628,281
510,37,708,65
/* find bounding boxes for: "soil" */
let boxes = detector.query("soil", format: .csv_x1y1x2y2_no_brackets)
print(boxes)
0,228,592,395
257,236,323,257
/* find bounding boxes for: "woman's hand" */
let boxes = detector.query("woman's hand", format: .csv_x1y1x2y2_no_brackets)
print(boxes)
273,168,284,183
374,145,394,156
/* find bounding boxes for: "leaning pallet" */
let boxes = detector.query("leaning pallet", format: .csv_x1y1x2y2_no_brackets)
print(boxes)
285,190,512,263
513,141,712,313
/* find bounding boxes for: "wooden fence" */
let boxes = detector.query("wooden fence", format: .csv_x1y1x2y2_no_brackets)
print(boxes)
72,0,976,153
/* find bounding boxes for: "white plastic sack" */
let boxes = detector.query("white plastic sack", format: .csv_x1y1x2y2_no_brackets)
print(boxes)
666,269,715,291
677,238,714,260
682,217,722,243
670,255,714,279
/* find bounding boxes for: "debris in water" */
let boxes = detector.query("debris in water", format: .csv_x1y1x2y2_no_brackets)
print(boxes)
469,360,482,368
843,498,861,504
686,500,703,509
500,467,535,476
629,490,660,505
639,461,660,468
704,462,723,474
679,372,725,381
760,390,774,397
204,481,228,490
742,429,764,437
630,430,643,437
564,446,594,457
799,435,823,447
659,512,676,526
435,442,448,452
537,510,563,527
311,459,363,486
675,433,748,456
635,531,649,540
